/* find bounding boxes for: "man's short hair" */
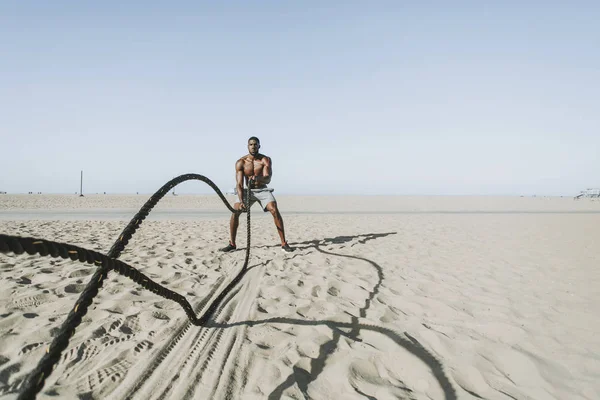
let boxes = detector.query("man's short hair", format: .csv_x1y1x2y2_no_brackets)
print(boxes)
248,136,260,144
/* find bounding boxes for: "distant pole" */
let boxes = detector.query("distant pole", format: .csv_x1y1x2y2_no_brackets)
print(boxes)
79,170,84,197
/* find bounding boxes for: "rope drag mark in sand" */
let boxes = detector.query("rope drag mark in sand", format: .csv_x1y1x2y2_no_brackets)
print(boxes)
0,174,253,400
249,233,456,399
267,233,392,398
212,316,457,400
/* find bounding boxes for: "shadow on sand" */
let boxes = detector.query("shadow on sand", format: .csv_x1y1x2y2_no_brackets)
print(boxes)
208,232,457,400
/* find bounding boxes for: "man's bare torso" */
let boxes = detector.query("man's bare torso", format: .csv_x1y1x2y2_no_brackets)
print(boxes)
238,153,271,189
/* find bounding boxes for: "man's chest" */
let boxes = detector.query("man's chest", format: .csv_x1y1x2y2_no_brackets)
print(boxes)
243,158,264,174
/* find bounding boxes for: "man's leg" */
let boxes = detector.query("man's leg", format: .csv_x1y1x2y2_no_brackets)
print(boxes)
265,202,287,246
221,202,242,252
230,202,242,244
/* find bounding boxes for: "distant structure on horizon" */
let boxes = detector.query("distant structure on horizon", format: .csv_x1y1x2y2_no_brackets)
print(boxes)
79,170,84,197
574,188,600,199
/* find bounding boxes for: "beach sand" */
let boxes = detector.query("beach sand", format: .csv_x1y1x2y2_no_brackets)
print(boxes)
0,195,599,399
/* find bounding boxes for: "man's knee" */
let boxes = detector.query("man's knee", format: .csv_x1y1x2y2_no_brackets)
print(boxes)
232,202,243,218
266,201,278,215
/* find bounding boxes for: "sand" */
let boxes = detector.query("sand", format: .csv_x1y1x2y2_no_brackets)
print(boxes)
0,195,599,399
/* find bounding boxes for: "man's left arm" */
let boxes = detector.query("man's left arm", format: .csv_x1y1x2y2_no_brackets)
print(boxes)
255,157,272,185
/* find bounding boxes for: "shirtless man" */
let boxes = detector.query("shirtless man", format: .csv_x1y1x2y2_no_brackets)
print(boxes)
220,137,294,252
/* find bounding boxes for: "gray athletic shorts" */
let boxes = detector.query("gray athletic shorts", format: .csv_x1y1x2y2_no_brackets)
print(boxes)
242,188,276,212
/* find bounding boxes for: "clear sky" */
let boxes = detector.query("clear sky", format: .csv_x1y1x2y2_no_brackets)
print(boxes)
1,1,598,195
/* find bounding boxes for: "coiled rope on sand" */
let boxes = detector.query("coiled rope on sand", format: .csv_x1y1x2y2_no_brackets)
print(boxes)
0,173,252,400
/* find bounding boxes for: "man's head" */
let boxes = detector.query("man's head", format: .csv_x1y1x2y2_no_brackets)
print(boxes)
248,136,260,155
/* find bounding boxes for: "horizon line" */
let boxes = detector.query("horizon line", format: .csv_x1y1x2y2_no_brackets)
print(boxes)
0,192,588,198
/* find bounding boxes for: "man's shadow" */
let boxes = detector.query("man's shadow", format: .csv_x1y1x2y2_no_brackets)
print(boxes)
208,232,457,399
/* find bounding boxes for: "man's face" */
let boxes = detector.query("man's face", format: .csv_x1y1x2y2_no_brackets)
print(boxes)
248,139,260,155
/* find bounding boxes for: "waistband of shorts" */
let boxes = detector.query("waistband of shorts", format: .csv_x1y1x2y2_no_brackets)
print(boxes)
250,187,274,192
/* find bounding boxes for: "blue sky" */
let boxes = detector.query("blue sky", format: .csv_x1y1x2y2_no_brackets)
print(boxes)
1,1,598,195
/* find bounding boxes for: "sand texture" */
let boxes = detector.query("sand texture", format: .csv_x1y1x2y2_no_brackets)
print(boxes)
0,195,599,399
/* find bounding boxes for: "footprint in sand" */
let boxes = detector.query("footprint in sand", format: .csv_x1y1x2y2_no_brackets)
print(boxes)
327,286,339,297
11,293,51,309
152,311,170,320
349,359,413,398
256,304,268,313
119,326,133,335
91,326,108,339
105,318,123,332
63,343,102,369
153,301,172,310
0,263,15,271
103,335,132,347
64,284,86,294
311,286,321,297
84,359,133,388
0,362,21,384
19,342,43,355
133,340,153,354
68,268,94,278
379,308,400,323
23,313,38,319
296,306,311,318
123,314,141,331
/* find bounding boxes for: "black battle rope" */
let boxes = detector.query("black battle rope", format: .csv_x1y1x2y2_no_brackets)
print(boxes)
0,174,252,400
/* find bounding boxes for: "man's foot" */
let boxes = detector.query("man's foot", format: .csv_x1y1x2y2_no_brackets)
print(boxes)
281,242,294,253
220,242,237,252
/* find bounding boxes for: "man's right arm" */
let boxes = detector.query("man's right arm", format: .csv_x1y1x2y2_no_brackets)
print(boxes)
235,159,245,205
